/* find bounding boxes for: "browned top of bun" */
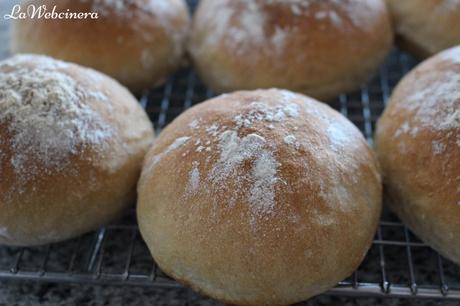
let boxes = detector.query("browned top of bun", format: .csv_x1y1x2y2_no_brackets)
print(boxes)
375,46,460,262
386,0,460,58
11,0,190,93
0,54,154,245
376,46,460,206
138,89,382,305
189,0,392,99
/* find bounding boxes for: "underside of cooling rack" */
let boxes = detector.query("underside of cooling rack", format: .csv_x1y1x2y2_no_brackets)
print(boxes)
0,0,459,301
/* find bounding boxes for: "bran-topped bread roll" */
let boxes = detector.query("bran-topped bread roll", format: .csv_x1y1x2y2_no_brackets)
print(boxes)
189,0,393,101
375,46,460,264
386,0,460,58
11,0,190,94
0,54,154,246
137,89,382,305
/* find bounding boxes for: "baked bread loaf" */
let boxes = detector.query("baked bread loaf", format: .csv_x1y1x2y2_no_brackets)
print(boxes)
386,0,460,58
11,0,190,94
137,89,382,305
375,46,460,264
0,54,154,246
189,0,393,101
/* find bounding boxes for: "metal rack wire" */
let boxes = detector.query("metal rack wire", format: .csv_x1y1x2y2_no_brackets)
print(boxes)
0,1,459,302
0,51,459,301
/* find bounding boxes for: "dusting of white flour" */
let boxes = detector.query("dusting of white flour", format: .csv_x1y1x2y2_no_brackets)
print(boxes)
83,0,177,17
394,69,460,156
186,161,201,195
439,47,460,65
194,0,383,59
81,0,187,62
149,136,191,167
0,227,10,239
432,140,447,155
207,131,280,214
149,91,308,220
439,0,460,11
148,89,363,225
248,150,280,214
0,55,113,199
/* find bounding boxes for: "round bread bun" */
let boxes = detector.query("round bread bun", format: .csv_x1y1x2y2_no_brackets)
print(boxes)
375,46,460,264
188,0,393,101
385,0,460,59
0,54,154,246
10,0,190,94
137,89,382,305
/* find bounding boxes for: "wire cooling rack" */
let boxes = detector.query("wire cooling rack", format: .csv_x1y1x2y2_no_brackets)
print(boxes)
0,51,459,301
0,1,459,303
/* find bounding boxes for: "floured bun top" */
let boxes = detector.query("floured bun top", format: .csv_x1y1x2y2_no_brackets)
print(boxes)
189,0,392,100
11,0,190,94
375,46,460,265
376,45,460,202
78,0,188,55
0,54,154,204
385,0,460,58
137,89,382,305
141,89,380,222
376,46,460,161
192,0,386,57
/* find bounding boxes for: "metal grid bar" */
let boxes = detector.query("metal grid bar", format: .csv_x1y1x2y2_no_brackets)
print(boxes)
377,226,390,294
0,50,459,301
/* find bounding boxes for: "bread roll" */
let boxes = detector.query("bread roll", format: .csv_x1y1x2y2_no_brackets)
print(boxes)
137,89,382,305
189,0,393,101
11,0,190,94
386,0,460,58
0,54,154,246
375,46,460,264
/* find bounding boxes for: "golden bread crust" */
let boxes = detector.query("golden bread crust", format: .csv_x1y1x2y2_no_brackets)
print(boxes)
375,46,460,264
138,89,382,305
